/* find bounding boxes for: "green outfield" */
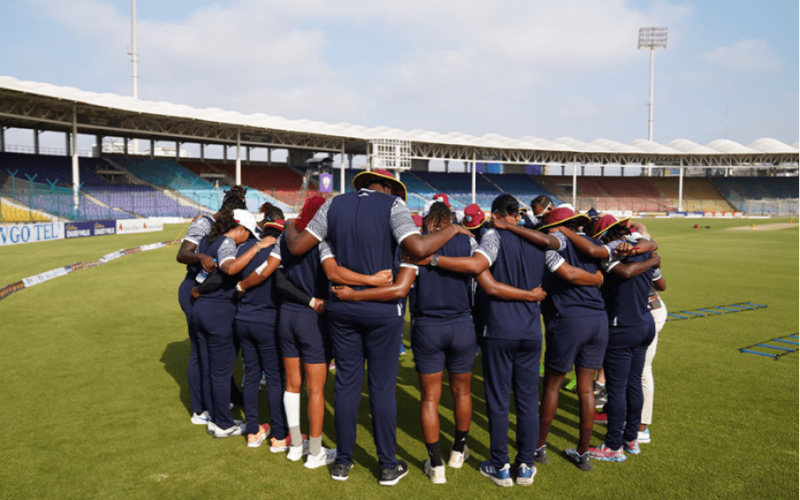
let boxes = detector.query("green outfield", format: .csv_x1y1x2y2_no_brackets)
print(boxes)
0,218,797,499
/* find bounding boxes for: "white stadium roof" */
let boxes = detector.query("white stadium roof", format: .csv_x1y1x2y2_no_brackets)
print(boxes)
0,75,797,167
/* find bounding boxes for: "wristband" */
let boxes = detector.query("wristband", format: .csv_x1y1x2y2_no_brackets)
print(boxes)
257,241,261,252
309,298,316,308
236,283,244,293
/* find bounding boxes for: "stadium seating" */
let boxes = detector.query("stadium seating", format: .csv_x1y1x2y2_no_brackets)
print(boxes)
0,202,50,222
711,176,799,201
412,172,500,207
483,174,561,207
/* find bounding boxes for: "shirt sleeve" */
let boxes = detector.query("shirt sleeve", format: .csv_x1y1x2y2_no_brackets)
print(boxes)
652,267,663,281
269,235,283,261
184,217,211,246
468,236,479,255
545,250,565,272
390,197,420,245
319,240,334,262
553,232,568,252
475,229,501,266
217,237,238,265
306,199,332,242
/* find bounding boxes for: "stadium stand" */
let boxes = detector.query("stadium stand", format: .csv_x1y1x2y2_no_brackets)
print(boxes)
484,173,561,207
647,177,735,212
211,162,309,209
0,200,50,222
412,172,500,207
711,176,799,200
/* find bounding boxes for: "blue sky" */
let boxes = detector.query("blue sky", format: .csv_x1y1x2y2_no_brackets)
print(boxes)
1,0,797,157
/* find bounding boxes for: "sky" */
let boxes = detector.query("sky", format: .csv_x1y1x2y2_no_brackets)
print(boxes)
0,0,797,162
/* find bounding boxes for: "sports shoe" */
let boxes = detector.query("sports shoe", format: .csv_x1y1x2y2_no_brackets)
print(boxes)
588,444,626,462
260,373,267,386
594,412,607,425
564,375,578,393
207,419,243,435
623,439,641,455
564,448,593,471
516,463,536,486
328,361,336,371
331,462,354,481
287,437,310,461
379,459,409,486
191,411,210,425
594,384,607,408
424,459,446,484
269,435,292,452
638,427,651,444
448,444,469,468
212,422,245,439
480,461,513,487
533,445,550,464
305,447,337,469
247,424,271,448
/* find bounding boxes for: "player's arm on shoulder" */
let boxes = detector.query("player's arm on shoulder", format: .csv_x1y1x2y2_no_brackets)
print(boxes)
556,226,609,259
553,261,604,287
474,269,546,302
609,252,661,280
332,266,416,302
490,217,559,250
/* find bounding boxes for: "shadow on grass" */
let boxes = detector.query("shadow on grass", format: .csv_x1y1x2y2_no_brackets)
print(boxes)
161,339,192,414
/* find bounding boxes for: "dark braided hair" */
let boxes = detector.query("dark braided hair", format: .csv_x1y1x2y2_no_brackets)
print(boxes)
424,202,452,233
220,186,247,211
259,202,284,223
261,227,282,240
208,209,239,243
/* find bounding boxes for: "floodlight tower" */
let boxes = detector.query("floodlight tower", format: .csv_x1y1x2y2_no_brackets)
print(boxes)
130,0,139,154
638,27,667,175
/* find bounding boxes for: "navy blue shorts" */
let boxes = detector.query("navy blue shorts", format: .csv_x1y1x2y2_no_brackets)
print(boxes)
411,317,477,375
544,313,608,372
278,307,331,364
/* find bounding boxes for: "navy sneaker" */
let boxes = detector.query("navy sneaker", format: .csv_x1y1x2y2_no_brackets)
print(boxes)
564,448,593,471
516,463,536,486
378,459,409,486
331,462,354,481
533,445,550,464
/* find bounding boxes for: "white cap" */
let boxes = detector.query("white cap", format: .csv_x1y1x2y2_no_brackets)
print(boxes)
421,200,436,218
232,209,261,240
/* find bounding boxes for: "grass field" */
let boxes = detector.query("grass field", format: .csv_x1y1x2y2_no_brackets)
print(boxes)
1,218,797,499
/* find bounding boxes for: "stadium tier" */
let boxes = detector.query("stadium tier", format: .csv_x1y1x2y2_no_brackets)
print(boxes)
0,201,50,222
647,178,735,212
483,174,561,207
711,176,799,200
412,172,500,207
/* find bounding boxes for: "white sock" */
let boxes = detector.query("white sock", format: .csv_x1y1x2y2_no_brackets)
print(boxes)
284,391,302,445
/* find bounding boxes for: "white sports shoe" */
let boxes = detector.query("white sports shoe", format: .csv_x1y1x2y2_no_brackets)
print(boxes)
305,447,337,469
424,459,446,484
286,438,310,461
213,423,245,439
207,419,243,436
191,411,210,425
448,444,470,468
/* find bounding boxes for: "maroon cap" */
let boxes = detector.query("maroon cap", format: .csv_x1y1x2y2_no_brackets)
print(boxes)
462,204,486,229
538,207,590,231
263,219,285,232
433,193,451,207
352,169,407,201
592,215,630,239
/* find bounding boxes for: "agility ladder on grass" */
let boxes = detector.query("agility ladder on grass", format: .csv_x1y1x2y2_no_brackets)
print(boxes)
740,334,799,360
666,302,767,322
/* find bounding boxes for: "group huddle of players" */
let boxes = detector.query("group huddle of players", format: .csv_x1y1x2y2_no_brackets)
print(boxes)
176,170,666,487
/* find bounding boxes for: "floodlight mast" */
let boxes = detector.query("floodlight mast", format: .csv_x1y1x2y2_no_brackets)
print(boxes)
130,0,138,154
638,27,667,175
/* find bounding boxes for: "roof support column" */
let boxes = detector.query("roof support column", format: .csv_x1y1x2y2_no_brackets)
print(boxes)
71,105,80,213
471,152,476,204
267,148,272,166
0,127,5,152
34,129,40,155
150,139,154,159
235,128,241,186
678,162,684,212
175,141,180,161
340,141,346,195
124,137,129,158
246,146,250,165
572,162,577,208
223,146,228,164
200,143,204,162
65,131,70,156
96,135,102,157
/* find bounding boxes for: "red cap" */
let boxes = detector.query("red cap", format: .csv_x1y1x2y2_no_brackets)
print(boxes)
411,214,423,228
591,215,630,239
263,219,285,232
462,204,486,229
538,207,590,231
433,193,451,207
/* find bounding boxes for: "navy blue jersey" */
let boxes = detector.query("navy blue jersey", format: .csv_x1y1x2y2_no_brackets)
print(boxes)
276,234,329,313
312,190,413,317
547,233,606,317
601,251,654,327
235,240,279,323
409,233,474,325
479,229,546,340
196,234,239,302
